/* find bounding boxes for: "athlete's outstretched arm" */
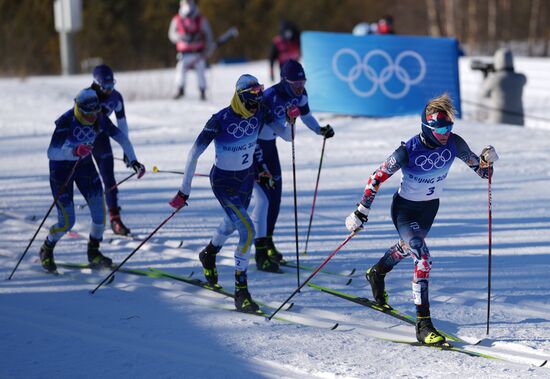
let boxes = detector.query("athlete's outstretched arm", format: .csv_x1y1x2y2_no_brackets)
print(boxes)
454,134,498,179
300,112,321,135
268,119,292,141
179,117,218,195
345,144,408,232
359,144,408,210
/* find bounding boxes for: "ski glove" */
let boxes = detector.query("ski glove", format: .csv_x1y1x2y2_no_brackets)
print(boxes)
480,145,499,168
320,125,335,139
169,190,188,209
286,106,300,125
257,165,276,189
130,160,146,179
73,144,93,158
345,205,369,232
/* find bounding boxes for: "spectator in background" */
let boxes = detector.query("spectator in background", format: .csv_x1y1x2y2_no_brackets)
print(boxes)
168,0,214,101
269,20,301,82
377,15,395,34
480,48,527,126
352,22,377,36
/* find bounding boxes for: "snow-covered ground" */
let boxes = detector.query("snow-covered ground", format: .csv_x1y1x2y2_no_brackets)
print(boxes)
1,58,549,378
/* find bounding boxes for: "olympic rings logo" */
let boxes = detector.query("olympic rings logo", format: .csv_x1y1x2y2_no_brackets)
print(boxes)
274,98,299,119
332,48,426,99
73,126,96,142
414,149,452,171
227,117,259,138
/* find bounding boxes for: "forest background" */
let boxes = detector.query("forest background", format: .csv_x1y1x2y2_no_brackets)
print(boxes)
1,0,549,76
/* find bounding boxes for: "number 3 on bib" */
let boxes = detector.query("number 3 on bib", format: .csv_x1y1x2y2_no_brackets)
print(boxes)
426,187,435,196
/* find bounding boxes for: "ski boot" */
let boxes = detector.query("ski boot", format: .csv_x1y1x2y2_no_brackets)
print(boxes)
199,242,220,287
416,316,446,345
234,270,259,313
366,265,391,309
173,87,184,100
39,239,57,273
266,236,286,264
255,239,280,273
87,237,113,268
110,207,131,236
200,88,206,101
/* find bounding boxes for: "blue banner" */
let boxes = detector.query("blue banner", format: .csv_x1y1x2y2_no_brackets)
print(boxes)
301,32,461,117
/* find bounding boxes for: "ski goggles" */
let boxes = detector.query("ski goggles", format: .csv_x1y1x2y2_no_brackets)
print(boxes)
286,79,306,92
99,80,115,92
422,122,453,134
238,84,264,95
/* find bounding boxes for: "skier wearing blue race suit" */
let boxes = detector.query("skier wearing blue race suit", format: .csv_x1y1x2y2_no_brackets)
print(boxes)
90,64,134,236
169,74,290,313
251,59,335,271
38,88,146,273
345,93,499,345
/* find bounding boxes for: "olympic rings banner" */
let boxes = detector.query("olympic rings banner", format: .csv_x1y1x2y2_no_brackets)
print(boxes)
301,32,461,117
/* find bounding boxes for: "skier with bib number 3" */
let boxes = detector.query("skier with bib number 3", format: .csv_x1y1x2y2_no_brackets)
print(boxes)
345,93,499,345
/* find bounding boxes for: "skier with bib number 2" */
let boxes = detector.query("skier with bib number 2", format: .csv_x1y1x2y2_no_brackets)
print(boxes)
345,93,499,345
169,74,289,313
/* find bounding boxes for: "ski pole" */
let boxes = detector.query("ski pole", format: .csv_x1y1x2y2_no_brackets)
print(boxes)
79,172,136,210
8,159,81,280
486,165,493,335
91,205,186,294
303,137,327,255
152,166,209,177
268,227,361,320
289,116,301,289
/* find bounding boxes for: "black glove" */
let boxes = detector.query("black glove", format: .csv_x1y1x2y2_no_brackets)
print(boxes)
258,167,276,189
130,160,146,179
320,125,335,138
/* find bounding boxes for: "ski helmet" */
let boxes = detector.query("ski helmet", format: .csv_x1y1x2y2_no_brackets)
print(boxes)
236,74,264,111
281,59,306,96
75,88,101,115
92,64,115,93
420,106,454,147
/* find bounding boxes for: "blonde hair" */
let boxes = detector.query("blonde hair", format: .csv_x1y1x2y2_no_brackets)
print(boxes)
425,93,456,122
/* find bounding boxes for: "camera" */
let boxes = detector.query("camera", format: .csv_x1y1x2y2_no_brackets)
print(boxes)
470,60,495,78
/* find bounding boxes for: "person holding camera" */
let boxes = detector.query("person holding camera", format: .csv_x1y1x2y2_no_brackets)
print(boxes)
477,48,527,126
